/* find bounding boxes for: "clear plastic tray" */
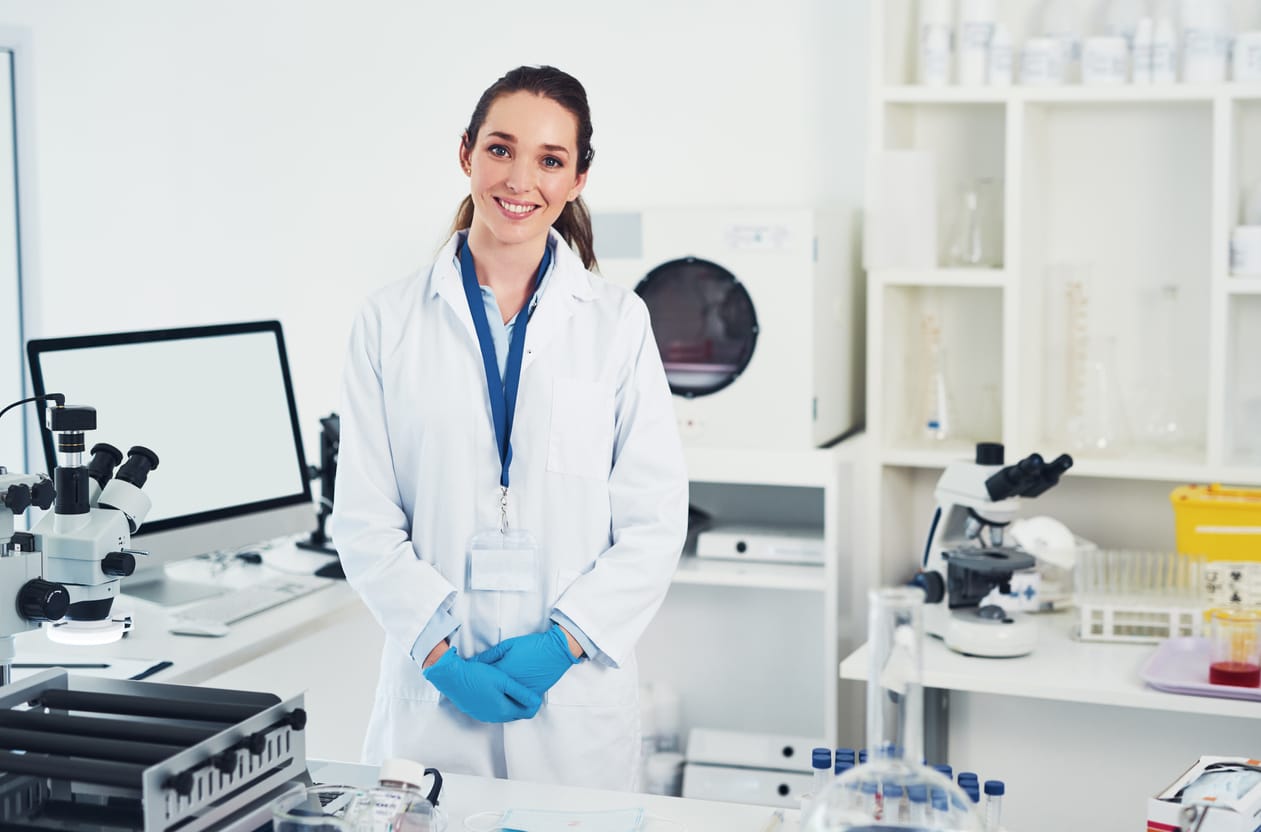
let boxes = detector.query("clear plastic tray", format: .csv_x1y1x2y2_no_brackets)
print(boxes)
1140,636,1261,702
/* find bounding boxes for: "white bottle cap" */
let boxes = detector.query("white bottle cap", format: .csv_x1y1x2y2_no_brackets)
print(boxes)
379,757,429,790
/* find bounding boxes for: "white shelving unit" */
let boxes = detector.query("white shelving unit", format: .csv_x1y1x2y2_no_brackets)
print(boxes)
637,440,865,747
866,1,1261,589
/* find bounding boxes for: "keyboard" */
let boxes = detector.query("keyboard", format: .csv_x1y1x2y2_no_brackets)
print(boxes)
171,575,332,626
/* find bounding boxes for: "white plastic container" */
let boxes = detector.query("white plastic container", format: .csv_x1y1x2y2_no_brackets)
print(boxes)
1152,13,1178,82
1236,31,1261,81
1180,0,1229,83
957,0,997,85
919,0,954,86
1232,227,1261,276
1132,16,1155,82
1082,35,1129,83
1021,36,1068,84
988,23,1013,85
1036,0,1083,81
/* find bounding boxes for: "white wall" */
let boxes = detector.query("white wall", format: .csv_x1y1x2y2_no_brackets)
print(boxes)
0,0,870,464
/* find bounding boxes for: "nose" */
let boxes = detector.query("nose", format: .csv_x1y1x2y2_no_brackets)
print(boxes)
506,158,535,194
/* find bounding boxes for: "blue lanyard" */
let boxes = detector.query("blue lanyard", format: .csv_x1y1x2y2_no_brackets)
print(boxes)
460,238,553,490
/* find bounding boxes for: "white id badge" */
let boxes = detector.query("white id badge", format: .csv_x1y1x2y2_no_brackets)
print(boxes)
467,529,541,592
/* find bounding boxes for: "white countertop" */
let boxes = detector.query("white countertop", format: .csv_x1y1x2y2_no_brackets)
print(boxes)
840,611,1261,719
13,541,361,685
310,759,801,832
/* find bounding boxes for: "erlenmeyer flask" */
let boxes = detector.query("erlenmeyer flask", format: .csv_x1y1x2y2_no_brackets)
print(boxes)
802,588,982,831
945,179,1001,268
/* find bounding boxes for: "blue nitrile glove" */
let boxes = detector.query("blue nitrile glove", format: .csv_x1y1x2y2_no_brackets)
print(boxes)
421,646,542,723
472,622,581,696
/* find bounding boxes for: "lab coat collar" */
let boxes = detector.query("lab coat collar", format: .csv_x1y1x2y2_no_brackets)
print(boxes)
430,228,598,368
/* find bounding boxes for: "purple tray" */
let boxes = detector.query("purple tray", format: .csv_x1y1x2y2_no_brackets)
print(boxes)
1140,636,1261,702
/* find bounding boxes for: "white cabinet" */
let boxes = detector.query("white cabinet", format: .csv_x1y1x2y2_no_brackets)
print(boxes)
636,442,865,747
866,1,1261,588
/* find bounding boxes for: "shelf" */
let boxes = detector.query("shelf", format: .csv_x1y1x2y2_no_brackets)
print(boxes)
878,448,1261,485
874,268,1008,288
840,613,1261,720
1226,277,1261,294
671,556,825,592
684,438,863,488
883,85,1261,105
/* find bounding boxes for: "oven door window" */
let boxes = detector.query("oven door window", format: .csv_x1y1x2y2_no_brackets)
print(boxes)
635,257,758,398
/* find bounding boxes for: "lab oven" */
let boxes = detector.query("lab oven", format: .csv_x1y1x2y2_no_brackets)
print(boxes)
595,208,863,450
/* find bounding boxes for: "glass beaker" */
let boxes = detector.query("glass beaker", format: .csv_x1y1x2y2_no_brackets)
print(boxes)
945,178,1002,268
271,785,371,832
1209,608,1261,688
802,588,983,831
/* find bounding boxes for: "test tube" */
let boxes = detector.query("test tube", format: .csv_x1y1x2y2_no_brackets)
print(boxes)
883,783,908,822
933,763,953,780
811,747,832,793
907,783,929,824
984,780,1005,831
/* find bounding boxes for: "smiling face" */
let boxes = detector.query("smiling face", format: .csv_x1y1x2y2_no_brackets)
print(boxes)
459,91,588,255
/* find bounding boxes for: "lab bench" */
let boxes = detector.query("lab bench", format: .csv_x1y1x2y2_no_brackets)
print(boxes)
311,759,802,832
840,611,1261,832
13,541,380,762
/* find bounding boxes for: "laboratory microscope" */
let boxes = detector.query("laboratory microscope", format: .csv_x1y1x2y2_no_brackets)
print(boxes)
912,442,1072,658
0,394,158,682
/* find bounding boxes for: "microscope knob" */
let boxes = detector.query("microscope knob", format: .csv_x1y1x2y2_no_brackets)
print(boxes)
101,552,137,578
29,479,55,511
18,579,70,622
910,570,946,604
2,483,31,514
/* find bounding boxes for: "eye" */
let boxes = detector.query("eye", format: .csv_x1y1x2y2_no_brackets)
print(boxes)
488,144,509,158
542,156,564,169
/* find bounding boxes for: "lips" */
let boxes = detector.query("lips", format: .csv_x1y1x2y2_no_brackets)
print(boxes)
495,197,539,218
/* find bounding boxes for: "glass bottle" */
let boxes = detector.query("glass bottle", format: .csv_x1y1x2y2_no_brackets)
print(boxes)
802,588,982,831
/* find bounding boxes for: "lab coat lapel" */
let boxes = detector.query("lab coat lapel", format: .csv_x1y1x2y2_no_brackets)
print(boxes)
523,237,596,372
431,234,479,348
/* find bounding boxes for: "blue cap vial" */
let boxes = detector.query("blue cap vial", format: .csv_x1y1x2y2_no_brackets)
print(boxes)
861,781,879,795
984,779,1005,796
957,771,979,784
858,750,868,764
908,784,928,804
812,748,832,770
836,747,856,761
966,784,981,803
931,788,948,812
933,764,953,779
834,761,853,776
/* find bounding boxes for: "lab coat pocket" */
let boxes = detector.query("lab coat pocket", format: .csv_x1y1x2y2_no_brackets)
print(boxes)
546,377,615,480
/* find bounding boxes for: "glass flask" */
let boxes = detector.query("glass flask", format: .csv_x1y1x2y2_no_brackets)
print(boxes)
802,588,983,832
1135,284,1190,451
945,179,1001,268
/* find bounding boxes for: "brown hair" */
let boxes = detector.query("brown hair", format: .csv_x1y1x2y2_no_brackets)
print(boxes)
451,65,598,271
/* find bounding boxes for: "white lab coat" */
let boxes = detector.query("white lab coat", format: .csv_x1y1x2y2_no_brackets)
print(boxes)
330,228,688,789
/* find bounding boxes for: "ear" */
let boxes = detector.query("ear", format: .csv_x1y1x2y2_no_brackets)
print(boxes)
458,133,472,176
567,169,588,202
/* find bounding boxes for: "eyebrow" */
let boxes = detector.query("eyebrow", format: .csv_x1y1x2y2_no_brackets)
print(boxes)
486,131,571,155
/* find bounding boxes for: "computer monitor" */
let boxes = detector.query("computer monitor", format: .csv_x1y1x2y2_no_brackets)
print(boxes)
27,320,317,605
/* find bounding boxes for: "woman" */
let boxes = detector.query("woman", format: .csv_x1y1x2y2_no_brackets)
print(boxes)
331,65,688,790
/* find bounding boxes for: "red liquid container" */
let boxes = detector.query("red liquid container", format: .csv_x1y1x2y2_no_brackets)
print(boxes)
1209,661,1261,687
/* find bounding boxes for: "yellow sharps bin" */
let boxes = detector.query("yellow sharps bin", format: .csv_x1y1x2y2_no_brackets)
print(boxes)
1171,484,1261,561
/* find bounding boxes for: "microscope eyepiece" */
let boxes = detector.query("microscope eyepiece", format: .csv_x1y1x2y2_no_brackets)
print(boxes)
115,446,159,489
1019,453,1074,497
984,453,1045,501
86,443,124,489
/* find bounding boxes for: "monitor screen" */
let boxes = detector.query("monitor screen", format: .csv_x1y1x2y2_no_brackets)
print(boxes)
27,321,315,604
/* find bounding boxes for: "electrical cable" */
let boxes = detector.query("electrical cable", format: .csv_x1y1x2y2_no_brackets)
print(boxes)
0,393,65,423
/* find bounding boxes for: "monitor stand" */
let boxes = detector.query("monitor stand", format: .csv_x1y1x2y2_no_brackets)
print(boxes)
122,575,227,607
